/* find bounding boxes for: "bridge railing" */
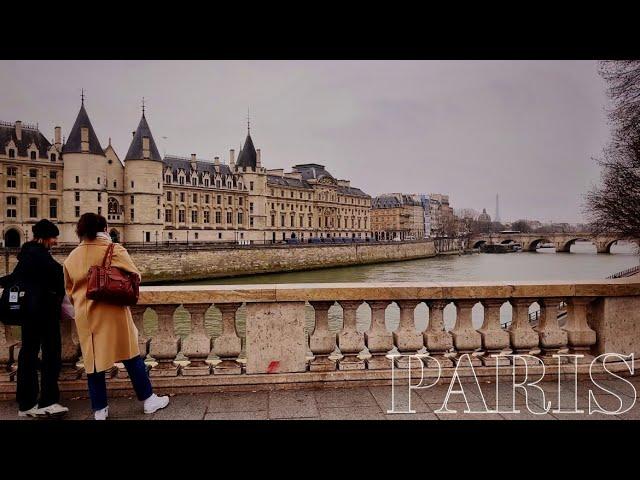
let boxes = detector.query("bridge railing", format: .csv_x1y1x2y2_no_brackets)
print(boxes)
1,279,639,393
607,265,640,279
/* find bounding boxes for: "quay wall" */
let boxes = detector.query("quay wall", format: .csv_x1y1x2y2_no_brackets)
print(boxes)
1,240,437,284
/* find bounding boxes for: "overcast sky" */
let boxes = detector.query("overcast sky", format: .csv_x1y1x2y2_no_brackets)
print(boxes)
0,60,610,223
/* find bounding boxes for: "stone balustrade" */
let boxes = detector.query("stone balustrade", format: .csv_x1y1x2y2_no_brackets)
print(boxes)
1,279,639,396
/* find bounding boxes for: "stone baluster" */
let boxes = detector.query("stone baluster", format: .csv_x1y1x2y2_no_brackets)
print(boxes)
393,300,424,368
60,314,81,380
535,297,569,364
478,299,510,366
182,303,213,375
451,300,483,366
213,303,243,374
508,298,540,364
562,297,596,363
364,300,393,369
148,304,180,377
309,301,338,371
337,300,365,370
0,325,12,382
115,305,149,379
423,300,453,367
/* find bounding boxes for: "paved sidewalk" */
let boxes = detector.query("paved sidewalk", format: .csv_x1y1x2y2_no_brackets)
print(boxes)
1,377,639,420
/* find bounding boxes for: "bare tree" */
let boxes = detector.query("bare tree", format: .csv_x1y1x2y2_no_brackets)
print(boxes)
584,61,640,240
511,219,532,233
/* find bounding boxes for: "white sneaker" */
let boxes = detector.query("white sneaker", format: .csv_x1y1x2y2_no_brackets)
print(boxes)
33,403,69,417
143,393,169,414
18,404,39,417
94,406,109,420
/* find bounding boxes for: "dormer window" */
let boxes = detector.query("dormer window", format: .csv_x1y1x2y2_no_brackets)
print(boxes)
30,151,37,160
165,175,171,184
50,153,56,162
191,177,197,186
9,149,15,158
204,178,209,187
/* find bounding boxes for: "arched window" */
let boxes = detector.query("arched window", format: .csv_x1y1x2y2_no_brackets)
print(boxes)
108,197,121,215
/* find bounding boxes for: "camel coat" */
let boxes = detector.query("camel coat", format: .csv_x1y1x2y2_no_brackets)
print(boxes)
63,237,141,374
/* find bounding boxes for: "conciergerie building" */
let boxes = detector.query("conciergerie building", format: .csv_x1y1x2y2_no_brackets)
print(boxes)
0,99,371,247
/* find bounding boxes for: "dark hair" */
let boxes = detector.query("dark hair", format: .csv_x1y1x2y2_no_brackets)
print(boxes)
76,213,107,240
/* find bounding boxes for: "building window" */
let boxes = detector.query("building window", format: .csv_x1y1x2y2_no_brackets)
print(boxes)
179,176,185,185
250,202,254,213
193,194,197,203
75,206,80,217
157,196,160,205
271,215,275,227
165,209,172,222
131,181,134,188
130,195,134,205
218,233,222,239
165,175,171,183
180,192,185,203
216,195,221,205
6,208,16,218
6,179,15,188
28,198,38,218
75,192,80,202
29,169,37,178
157,209,161,220
281,215,285,227
195,232,199,240
76,176,79,184
7,167,17,176
97,177,101,185
98,192,102,202
167,191,172,201
113,180,117,188
250,217,254,227
7,196,16,206
50,153,56,162
191,177,197,186
30,151,37,160
238,212,243,224
250,181,254,191
228,196,232,205
130,209,135,221
9,149,15,158
192,210,198,223
205,194,209,203
168,232,173,240
179,210,185,223
204,211,210,223
50,170,57,179
215,211,221,223
226,212,232,224
204,179,209,187
97,206,102,215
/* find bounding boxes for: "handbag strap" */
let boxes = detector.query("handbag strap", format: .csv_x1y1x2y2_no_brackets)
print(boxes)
101,243,115,269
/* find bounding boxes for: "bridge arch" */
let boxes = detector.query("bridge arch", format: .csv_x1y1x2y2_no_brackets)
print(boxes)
500,238,515,245
559,237,594,253
472,240,487,249
525,238,552,252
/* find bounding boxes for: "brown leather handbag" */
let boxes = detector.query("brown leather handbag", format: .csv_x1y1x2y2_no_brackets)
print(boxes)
86,243,140,306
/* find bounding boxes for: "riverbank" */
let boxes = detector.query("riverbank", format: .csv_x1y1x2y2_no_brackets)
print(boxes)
1,240,439,284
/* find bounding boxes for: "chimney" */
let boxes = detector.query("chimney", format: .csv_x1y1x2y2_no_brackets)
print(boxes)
54,126,61,149
81,127,89,152
229,149,235,167
15,121,22,141
142,136,150,159
132,131,136,138
256,148,261,167
214,156,220,166
190,153,197,171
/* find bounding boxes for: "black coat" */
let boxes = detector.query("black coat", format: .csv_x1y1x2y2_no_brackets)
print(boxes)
0,241,64,322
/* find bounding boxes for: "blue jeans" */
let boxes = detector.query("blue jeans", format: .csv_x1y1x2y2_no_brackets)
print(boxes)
87,356,153,411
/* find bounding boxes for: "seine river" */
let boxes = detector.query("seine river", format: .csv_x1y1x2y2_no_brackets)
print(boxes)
150,242,639,352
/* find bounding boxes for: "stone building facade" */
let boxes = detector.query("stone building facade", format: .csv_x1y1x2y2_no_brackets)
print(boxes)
1,101,371,247
371,193,425,241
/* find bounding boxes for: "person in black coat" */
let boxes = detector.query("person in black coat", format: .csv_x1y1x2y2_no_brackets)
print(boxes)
0,219,69,417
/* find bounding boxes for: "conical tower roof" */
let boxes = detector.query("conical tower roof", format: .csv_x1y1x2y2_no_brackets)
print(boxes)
236,132,257,168
125,113,162,161
62,101,105,156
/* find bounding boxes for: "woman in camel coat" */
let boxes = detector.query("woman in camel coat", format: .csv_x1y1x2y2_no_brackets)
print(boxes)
63,213,169,420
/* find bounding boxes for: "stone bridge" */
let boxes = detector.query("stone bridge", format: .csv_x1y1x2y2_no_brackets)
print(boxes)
469,232,635,253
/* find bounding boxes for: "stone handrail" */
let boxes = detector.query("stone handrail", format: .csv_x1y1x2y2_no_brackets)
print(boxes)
1,279,640,394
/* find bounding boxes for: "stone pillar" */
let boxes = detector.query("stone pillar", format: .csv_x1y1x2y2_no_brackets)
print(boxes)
423,300,453,367
563,297,596,363
508,298,540,363
181,303,213,376
337,300,365,370
213,303,243,374
535,297,568,364
148,304,180,377
451,300,482,366
393,300,424,368
0,325,13,382
478,299,510,367
60,315,81,380
308,301,338,372
364,300,393,369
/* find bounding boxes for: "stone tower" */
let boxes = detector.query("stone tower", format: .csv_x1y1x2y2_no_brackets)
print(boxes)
123,108,164,244
234,123,267,242
61,98,108,243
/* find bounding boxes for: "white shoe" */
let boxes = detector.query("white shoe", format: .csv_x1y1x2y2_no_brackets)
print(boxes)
143,393,169,414
33,403,69,417
94,406,109,420
18,404,39,417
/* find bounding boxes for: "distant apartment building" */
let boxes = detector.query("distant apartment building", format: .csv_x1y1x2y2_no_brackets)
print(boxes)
371,193,425,241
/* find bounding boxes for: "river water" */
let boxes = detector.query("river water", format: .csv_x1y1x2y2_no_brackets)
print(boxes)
149,242,639,355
